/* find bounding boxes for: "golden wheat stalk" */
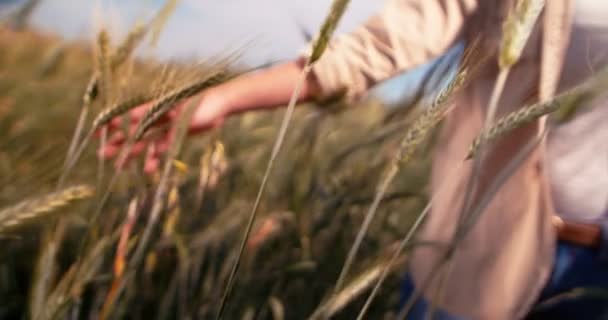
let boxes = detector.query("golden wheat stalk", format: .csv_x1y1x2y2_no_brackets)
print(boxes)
0,185,94,233
134,69,228,140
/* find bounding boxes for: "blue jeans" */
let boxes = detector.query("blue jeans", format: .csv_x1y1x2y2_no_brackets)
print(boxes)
399,242,608,320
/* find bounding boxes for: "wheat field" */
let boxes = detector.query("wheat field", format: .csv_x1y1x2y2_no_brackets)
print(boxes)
0,20,435,318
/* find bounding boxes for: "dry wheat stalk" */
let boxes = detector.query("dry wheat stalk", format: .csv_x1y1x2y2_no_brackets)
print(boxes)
134,69,228,140
0,185,94,234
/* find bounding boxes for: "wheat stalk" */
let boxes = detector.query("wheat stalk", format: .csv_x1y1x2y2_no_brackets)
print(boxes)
134,69,228,140
40,236,111,320
398,130,547,320
216,2,351,318
499,0,545,69
60,74,98,186
0,185,94,234
309,0,350,64
466,67,608,160
467,88,590,159
331,70,466,301
149,0,179,47
110,22,147,70
59,28,111,188
419,2,545,316
97,30,112,108
92,93,155,129
60,1,176,185
126,96,201,293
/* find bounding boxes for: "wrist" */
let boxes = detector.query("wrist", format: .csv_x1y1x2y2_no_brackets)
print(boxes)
202,88,231,116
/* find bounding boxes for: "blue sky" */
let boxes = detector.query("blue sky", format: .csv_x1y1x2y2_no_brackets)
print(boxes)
25,0,383,64
4,0,460,104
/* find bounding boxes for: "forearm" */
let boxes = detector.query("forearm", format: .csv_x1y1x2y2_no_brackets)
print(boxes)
310,0,478,101
211,59,321,117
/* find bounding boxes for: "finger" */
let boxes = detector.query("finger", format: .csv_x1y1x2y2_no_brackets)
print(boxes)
124,141,148,162
167,100,189,119
130,102,153,120
98,102,153,136
113,140,147,170
99,143,120,159
144,157,160,175
107,131,126,146
144,144,160,175
154,139,170,155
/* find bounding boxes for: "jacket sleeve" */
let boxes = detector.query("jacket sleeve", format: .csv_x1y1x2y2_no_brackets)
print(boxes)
309,0,479,101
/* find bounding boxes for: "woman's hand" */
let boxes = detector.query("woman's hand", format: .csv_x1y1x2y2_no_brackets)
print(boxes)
96,60,320,174
98,91,228,174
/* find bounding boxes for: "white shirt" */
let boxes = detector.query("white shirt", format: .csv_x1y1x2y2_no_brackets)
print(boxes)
545,0,608,221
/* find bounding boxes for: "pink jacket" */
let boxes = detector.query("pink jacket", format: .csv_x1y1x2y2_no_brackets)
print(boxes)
310,1,573,318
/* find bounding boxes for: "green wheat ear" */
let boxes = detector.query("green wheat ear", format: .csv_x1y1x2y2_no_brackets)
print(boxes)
499,0,545,68
466,88,591,159
309,0,350,63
